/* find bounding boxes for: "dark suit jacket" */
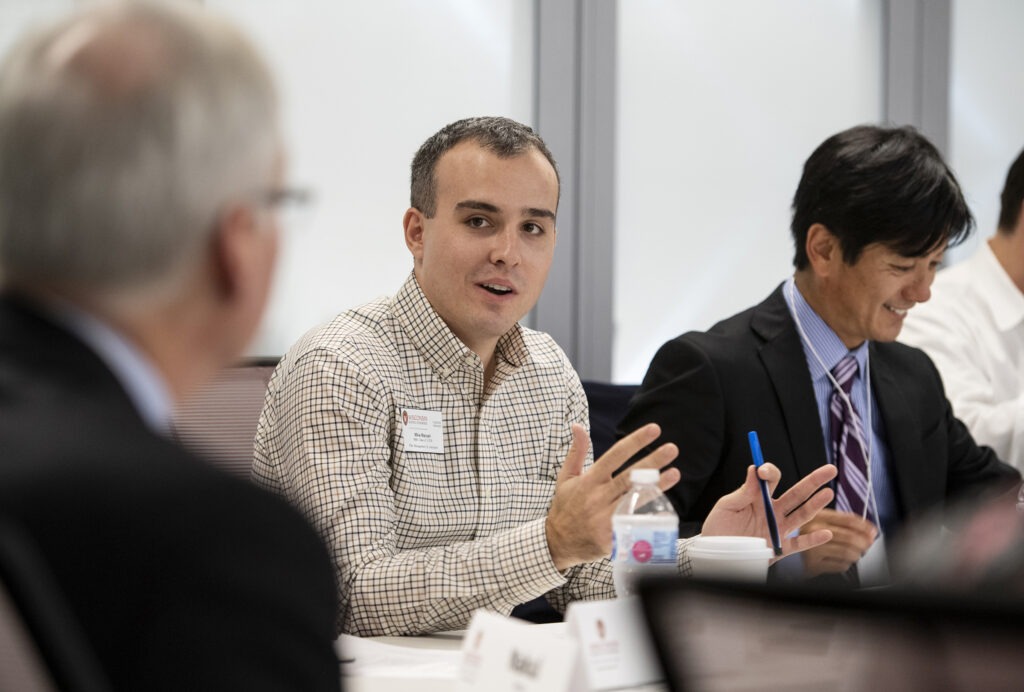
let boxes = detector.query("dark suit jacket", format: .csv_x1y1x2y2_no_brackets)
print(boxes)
619,285,1020,537
0,296,341,692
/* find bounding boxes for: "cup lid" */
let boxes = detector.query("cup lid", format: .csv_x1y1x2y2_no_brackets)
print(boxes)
689,536,773,558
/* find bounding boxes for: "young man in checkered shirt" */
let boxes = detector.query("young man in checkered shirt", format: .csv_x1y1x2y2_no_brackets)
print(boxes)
253,116,837,636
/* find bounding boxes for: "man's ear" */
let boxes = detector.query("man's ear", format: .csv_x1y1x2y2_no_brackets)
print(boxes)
805,223,840,277
403,207,426,262
211,204,258,301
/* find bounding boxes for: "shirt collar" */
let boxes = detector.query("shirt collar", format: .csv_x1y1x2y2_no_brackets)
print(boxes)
46,300,174,434
975,241,1024,332
391,272,531,376
784,276,869,382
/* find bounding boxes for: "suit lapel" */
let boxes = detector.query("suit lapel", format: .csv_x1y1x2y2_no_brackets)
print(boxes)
869,343,922,514
751,287,829,481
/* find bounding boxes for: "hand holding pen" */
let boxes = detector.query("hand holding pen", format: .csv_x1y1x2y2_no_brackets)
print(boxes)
702,439,838,559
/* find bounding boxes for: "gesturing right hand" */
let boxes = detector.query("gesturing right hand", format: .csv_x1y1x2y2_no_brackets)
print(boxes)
544,423,679,572
800,508,877,577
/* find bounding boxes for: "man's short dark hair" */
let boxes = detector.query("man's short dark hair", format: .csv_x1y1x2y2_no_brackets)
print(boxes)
410,116,560,217
790,125,974,269
997,147,1024,234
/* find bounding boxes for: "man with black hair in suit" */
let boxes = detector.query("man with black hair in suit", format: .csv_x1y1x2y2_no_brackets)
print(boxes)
620,125,1020,582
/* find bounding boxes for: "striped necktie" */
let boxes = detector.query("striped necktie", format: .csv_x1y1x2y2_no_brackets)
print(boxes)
829,354,874,523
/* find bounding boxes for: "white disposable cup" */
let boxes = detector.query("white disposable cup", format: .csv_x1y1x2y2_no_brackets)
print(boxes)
687,536,773,582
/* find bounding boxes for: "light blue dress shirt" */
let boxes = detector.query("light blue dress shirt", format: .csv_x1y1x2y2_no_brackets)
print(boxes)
49,301,174,435
782,277,899,536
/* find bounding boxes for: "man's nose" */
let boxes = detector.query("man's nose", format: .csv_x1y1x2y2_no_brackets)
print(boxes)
490,226,521,266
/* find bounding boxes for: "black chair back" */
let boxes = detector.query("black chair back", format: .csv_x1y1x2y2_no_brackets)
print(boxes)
581,381,639,458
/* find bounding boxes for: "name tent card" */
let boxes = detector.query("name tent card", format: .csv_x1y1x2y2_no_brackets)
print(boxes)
457,611,582,692
565,597,663,690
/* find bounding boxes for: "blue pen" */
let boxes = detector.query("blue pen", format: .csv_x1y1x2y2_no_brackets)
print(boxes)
747,431,783,556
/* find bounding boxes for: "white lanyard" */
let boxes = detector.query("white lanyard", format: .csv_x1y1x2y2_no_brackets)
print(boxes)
785,281,879,525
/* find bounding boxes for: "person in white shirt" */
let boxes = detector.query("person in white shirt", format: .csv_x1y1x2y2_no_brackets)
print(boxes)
900,148,1024,472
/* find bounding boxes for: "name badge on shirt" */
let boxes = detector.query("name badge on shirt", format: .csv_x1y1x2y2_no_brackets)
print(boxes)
400,408,444,453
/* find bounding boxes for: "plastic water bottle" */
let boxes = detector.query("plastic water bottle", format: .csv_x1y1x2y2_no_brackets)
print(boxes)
611,468,679,597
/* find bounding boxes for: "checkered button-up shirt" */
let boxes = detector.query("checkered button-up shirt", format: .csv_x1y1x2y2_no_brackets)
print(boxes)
253,273,620,635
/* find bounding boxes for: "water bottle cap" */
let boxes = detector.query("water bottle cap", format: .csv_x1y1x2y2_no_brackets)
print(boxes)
629,468,660,485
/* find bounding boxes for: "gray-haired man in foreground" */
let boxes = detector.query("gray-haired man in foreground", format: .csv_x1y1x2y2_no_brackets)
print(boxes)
0,2,339,689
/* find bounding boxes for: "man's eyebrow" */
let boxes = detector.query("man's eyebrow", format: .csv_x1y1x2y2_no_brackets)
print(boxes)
455,200,500,213
524,207,556,221
454,200,555,221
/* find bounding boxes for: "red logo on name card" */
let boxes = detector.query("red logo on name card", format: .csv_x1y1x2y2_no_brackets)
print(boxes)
632,540,652,563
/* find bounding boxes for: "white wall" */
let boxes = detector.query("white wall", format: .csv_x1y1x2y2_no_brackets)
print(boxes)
0,0,535,358
3,1,1024,379
207,1,535,356
947,0,1024,263
613,0,884,383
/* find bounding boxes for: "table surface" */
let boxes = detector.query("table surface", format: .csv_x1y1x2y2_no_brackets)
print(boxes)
342,630,467,692
341,628,667,692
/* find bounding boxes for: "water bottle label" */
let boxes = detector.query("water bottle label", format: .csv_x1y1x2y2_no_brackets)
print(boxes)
612,525,678,565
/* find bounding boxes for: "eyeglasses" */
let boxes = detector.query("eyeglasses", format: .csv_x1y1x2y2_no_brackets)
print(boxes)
258,186,315,232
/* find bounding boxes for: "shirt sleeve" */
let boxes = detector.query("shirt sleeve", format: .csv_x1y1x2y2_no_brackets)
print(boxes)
253,347,570,636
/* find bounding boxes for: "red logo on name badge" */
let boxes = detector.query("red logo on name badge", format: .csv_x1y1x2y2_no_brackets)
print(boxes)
631,540,653,563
